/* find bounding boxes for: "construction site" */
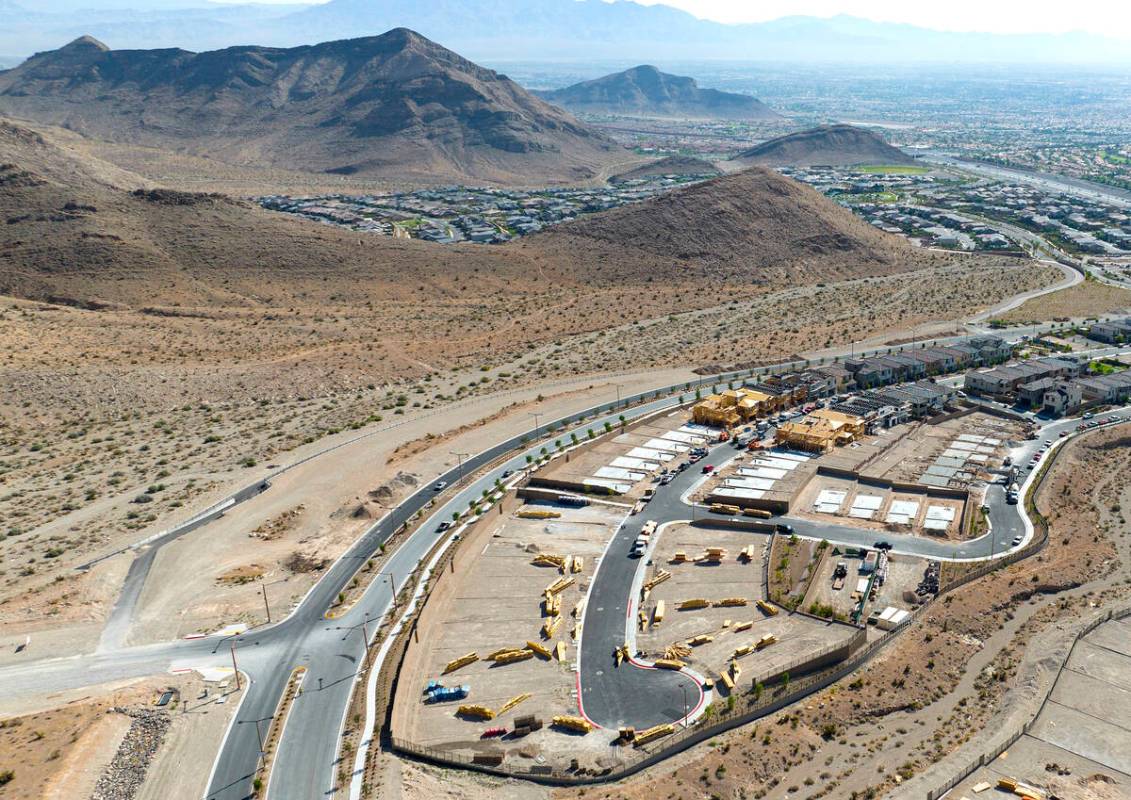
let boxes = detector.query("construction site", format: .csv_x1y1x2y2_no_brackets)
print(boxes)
634,522,860,694
700,408,1025,539
389,496,627,767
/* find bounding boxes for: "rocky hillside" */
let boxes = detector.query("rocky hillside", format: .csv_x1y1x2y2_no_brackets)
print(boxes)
0,29,621,185
734,124,915,167
610,155,719,183
537,65,781,121
520,166,919,285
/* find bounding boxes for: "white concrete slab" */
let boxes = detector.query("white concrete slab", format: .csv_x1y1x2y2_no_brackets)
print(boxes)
644,438,687,453
594,466,642,481
740,466,788,480
611,456,659,471
726,477,776,491
584,478,631,493
714,487,766,500
925,505,956,522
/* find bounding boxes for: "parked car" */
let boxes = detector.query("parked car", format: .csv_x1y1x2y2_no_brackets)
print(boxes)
660,473,675,485
502,470,513,479
437,521,452,533
433,481,447,491
1011,535,1023,546
701,464,715,474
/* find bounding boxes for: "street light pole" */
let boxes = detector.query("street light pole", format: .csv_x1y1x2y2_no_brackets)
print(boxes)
530,412,542,437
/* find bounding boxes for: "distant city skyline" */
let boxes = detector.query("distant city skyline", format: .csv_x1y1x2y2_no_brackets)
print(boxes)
201,0,1131,39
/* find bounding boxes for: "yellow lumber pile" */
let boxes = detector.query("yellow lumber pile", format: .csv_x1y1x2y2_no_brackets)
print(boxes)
542,615,562,639
555,641,567,661
493,648,535,665
654,658,685,670
709,503,741,515
733,620,753,632
526,640,552,659
718,671,735,690
517,509,560,519
664,643,692,660
653,600,666,626
532,553,566,569
485,647,516,660
712,597,748,608
756,633,777,650
569,556,584,574
733,644,755,658
678,598,709,611
756,599,779,617
643,570,671,592
543,592,561,617
457,704,495,720
571,598,586,618
545,577,574,595
497,693,531,715
738,545,756,562
617,726,636,743
638,610,649,632
670,551,689,564
634,723,675,745
688,634,714,646
552,715,592,734
699,547,727,563
443,652,479,675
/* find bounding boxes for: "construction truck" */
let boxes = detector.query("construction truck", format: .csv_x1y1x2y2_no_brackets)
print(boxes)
832,561,848,590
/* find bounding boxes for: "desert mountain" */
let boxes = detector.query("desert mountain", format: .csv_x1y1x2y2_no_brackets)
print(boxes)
734,124,915,168
0,29,620,185
519,166,917,285
536,65,781,121
610,155,720,184
1,116,929,311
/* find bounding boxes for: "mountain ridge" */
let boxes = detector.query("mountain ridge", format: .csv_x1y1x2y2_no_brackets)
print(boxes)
0,29,622,185
536,65,781,121
734,124,916,167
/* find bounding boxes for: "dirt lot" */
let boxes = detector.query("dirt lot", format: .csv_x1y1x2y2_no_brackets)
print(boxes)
0,672,236,800
391,500,630,767
998,277,1131,324
638,523,856,690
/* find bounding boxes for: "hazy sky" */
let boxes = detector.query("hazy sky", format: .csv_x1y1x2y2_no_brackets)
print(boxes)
632,0,1130,36
209,0,1131,38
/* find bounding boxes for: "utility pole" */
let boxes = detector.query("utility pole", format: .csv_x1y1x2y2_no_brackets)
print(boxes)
385,573,397,610
450,451,469,487
259,577,271,623
615,384,623,407
230,641,241,691
530,412,542,438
